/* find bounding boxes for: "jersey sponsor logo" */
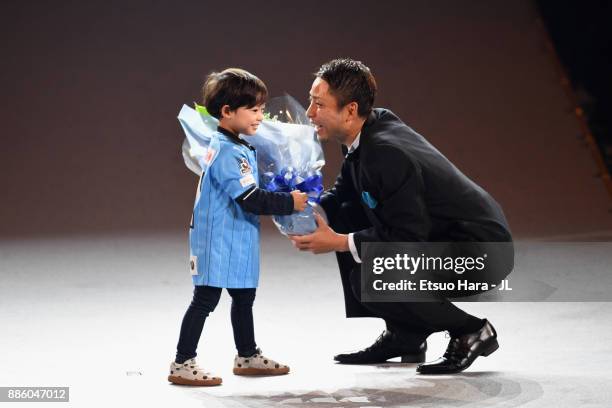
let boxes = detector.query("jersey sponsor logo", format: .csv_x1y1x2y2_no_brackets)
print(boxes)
239,157,252,175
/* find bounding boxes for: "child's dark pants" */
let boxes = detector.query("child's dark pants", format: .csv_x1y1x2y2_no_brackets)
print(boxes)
175,285,257,364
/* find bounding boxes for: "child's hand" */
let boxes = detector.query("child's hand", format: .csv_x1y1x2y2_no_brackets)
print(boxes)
290,190,308,212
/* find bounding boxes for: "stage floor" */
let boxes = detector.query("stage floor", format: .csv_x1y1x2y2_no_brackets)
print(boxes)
1,229,611,407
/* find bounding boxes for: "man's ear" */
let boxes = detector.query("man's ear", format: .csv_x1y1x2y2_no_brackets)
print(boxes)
220,105,233,119
346,101,359,119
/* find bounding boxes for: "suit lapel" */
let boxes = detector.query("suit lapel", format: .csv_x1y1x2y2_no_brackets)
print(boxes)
351,112,387,230
347,147,362,193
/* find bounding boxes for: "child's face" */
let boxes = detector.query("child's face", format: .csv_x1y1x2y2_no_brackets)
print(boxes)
223,104,265,136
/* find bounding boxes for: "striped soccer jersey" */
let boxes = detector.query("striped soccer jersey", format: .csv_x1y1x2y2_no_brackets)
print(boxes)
189,131,260,288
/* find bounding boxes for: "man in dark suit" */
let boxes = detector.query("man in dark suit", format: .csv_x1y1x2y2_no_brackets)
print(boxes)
290,58,513,374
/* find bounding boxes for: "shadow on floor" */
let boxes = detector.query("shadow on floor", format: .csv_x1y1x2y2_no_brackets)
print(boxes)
205,371,544,407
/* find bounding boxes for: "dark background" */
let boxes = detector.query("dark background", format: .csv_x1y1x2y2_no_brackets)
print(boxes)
536,0,612,172
1,0,611,239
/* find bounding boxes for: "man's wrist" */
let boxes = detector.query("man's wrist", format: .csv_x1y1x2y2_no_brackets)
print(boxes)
336,233,350,252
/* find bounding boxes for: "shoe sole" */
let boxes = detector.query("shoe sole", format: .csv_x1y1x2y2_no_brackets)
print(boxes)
233,367,290,376
335,351,426,365
168,375,222,386
417,339,499,375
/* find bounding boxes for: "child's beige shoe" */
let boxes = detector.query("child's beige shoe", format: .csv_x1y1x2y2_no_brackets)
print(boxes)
168,358,222,386
233,348,290,376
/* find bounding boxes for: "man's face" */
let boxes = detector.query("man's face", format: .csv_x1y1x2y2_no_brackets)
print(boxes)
306,78,349,144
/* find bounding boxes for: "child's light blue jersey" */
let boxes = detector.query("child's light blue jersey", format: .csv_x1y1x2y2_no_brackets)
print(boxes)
189,131,260,288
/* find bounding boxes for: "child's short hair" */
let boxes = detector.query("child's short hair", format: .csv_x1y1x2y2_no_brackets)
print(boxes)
202,68,268,119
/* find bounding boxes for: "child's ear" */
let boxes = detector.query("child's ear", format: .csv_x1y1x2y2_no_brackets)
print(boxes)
220,105,233,119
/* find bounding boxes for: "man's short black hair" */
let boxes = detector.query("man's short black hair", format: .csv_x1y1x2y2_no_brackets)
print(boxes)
315,58,377,117
202,68,268,119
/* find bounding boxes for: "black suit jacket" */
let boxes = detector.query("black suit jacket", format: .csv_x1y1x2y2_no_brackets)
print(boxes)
320,108,512,259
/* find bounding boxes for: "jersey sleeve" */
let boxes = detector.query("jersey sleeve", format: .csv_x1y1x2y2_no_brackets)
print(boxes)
212,145,258,199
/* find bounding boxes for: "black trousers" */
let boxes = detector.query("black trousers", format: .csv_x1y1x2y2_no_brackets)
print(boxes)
175,285,258,364
346,255,483,339
329,202,484,343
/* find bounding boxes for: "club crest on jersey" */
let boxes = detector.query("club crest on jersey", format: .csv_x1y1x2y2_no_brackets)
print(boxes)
239,158,252,175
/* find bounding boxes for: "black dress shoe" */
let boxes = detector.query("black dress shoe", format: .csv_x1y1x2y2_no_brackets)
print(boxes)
416,320,498,375
334,330,427,364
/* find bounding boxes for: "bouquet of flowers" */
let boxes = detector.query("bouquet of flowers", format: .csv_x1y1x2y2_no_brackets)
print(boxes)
178,95,325,235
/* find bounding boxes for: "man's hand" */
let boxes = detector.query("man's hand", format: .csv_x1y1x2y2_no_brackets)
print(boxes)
290,190,308,212
289,213,349,254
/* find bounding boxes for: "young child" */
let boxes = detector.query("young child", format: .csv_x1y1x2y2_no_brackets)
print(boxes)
168,68,308,386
